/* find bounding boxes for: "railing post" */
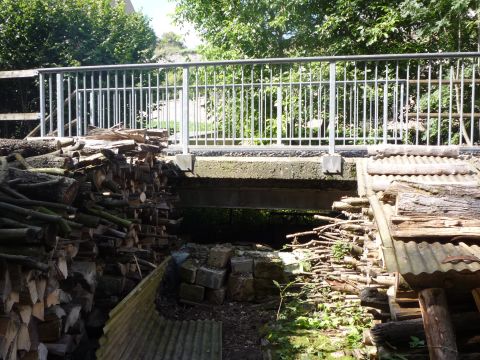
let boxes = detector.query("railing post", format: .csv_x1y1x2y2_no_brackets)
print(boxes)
328,62,336,154
182,66,190,154
39,73,46,137
56,73,64,137
276,87,282,145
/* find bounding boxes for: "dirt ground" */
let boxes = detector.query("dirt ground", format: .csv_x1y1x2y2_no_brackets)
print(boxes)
157,297,278,359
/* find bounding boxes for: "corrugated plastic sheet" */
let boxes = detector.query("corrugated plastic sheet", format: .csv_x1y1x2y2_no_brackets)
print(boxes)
357,157,480,277
97,257,222,360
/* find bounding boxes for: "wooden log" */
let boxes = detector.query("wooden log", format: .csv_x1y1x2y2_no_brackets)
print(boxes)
370,311,480,346
8,168,78,205
0,139,58,158
396,192,480,217
0,228,42,244
368,145,460,158
418,288,458,360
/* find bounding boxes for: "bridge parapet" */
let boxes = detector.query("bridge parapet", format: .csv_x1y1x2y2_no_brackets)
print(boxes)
13,52,480,152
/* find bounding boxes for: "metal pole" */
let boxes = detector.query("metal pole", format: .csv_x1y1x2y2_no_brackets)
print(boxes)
56,73,64,137
276,87,282,145
329,62,336,154
182,66,190,154
39,73,46,137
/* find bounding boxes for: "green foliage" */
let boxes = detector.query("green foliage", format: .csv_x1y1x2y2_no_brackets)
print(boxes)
331,241,351,261
155,32,198,61
174,0,480,60
0,0,157,70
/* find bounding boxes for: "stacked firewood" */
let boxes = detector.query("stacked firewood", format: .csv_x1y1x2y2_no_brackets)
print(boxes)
285,199,396,311
0,129,178,360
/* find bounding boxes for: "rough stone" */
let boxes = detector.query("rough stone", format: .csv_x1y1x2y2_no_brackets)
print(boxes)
253,256,285,281
205,287,226,305
196,266,227,289
207,245,233,268
230,256,253,274
179,258,200,283
227,273,255,302
278,251,306,275
254,278,279,301
179,282,205,303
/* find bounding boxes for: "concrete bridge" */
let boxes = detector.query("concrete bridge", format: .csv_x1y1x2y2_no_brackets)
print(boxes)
2,52,480,209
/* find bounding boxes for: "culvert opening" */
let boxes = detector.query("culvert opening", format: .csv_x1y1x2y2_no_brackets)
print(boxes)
155,207,336,359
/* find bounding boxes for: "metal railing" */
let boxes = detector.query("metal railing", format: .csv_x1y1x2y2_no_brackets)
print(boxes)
37,52,480,152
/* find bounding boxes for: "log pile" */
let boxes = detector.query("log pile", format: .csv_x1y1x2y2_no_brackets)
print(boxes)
0,128,178,360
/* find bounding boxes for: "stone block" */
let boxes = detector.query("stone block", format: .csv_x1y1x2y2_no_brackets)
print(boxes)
230,256,254,274
207,245,233,268
253,256,285,281
254,278,279,301
179,258,200,284
278,252,306,275
196,266,227,289
205,287,226,305
179,282,205,303
175,154,195,172
227,273,255,302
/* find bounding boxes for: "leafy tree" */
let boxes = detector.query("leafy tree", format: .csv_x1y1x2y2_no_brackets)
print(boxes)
0,0,157,70
174,0,480,59
155,32,197,61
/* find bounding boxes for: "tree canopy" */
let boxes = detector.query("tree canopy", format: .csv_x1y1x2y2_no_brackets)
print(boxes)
174,0,480,59
0,0,157,70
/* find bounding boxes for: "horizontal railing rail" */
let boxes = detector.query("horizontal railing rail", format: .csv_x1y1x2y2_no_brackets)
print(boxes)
36,52,480,153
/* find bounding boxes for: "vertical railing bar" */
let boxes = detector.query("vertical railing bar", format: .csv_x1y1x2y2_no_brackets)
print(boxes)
318,64,322,142
270,67,273,144
48,74,53,134
83,73,87,135
448,66,453,145
173,70,177,139
394,61,399,144
416,64,421,145
277,65,283,145
107,72,111,128
426,61,432,145
240,65,244,142
91,72,95,128
222,66,226,145
259,66,263,142
139,72,144,129
460,60,465,146
67,75,72,137
123,71,126,128
75,73,80,136
98,72,102,128
353,62,358,144
470,62,475,144
232,66,237,146
329,61,336,154
374,62,378,143
289,66,293,146
309,64,313,145
405,63,410,144
299,65,303,143
363,63,367,144
438,64,443,145
382,63,388,144
147,72,152,129
182,66,189,154
39,73,46,137
250,66,254,142
342,64,347,145
195,67,199,145
114,71,119,127
156,70,160,130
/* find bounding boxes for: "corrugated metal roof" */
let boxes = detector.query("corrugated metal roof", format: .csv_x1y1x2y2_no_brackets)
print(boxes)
392,240,480,275
97,257,222,360
356,155,480,281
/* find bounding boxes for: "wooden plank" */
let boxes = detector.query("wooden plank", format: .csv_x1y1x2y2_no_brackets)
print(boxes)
0,70,38,79
0,113,39,122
